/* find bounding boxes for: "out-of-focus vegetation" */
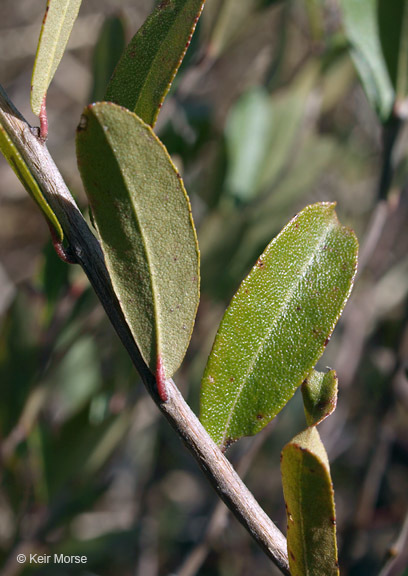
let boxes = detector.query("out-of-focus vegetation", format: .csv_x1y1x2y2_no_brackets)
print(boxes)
0,1,408,575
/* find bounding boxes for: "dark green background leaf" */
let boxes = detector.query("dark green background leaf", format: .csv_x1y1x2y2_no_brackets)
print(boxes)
90,15,126,102
378,0,408,100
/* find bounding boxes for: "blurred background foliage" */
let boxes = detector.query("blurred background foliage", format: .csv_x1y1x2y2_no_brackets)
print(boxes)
0,0,408,575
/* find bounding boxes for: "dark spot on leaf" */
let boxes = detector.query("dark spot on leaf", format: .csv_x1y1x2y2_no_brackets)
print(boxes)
222,438,236,452
312,327,323,338
317,399,330,410
290,551,296,561
324,337,330,346
158,0,171,9
257,258,265,268
256,413,264,420
296,305,302,311
230,377,235,382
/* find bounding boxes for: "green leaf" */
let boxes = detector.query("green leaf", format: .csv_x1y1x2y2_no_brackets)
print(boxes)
76,102,200,384
281,427,339,576
200,203,358,448
378,0,408,101
225,63,319,203
341,0,394,120
31,0,82,116
90,15,126,102
105,0,205,127
225,87,272,202
0,115,63,241
301,369,338,427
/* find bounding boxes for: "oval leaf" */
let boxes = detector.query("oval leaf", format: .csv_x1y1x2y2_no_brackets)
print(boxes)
0,115,63,241
341,0,394,120
105,0,205,127
76,102,200,384
31,0,82,116
200,203,358,448
281,427,339,576
302,369,338,427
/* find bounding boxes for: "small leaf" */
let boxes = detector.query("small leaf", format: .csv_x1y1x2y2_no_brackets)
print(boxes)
76,102,200,382
200,203,358,448
31,0,82,116
90,15,126,102
281,427,339,576
341,0,394,120
105,0,205,127
302,369,338,427
0,116,63,241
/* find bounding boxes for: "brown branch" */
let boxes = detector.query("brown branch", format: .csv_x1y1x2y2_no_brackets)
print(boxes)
0,84,290,576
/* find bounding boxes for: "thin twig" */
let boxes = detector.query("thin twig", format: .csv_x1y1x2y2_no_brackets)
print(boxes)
0,85,290,576
175,431,271,576
379,510,408,576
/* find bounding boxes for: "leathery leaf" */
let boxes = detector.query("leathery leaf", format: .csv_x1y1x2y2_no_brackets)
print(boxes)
76,102,200,386
281,427,339,576
302,369,338,427
105,0,205,127
200,203,358,448
0,118,63,241
31,0,82,116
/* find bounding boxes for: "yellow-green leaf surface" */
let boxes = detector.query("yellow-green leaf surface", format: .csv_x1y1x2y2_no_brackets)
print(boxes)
76,102,199,382
302,369,338,427
31,0,82,116
200,203,358,448
281,427,339,576
105,0,205,127
0,119,63,241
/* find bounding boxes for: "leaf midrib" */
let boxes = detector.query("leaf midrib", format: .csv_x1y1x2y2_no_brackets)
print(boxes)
221,219,336,447
102,116,161,369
